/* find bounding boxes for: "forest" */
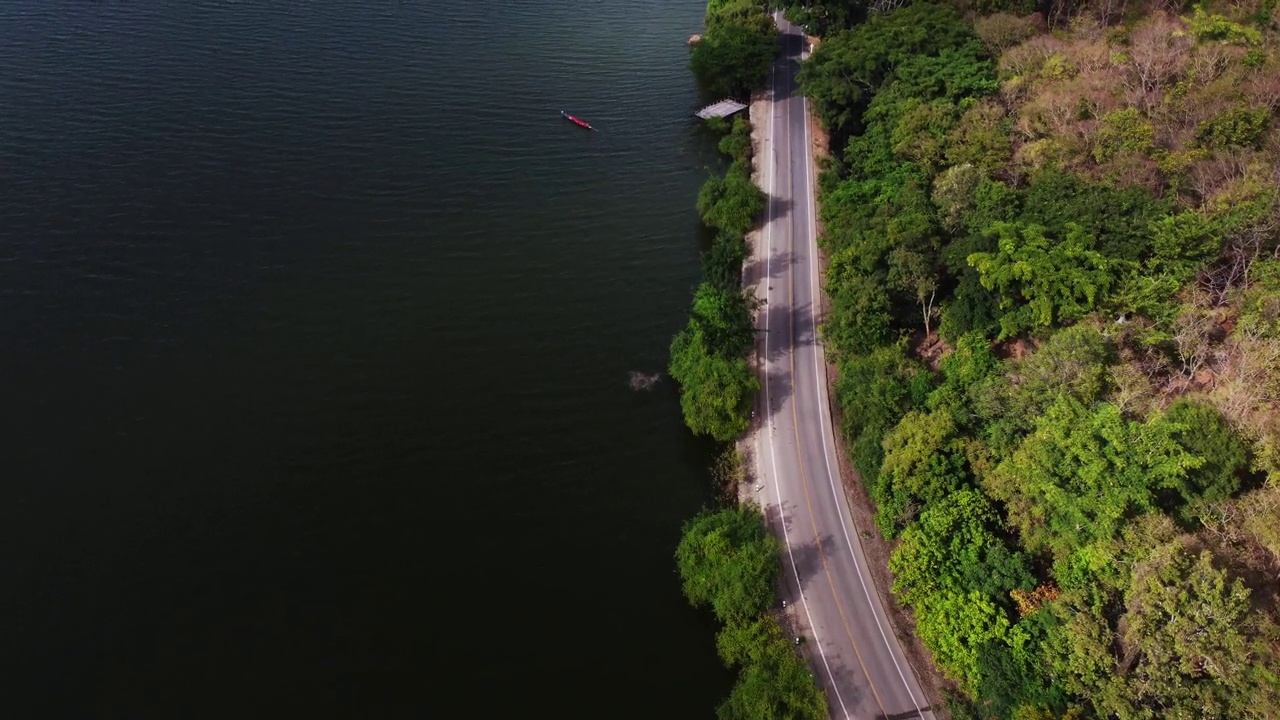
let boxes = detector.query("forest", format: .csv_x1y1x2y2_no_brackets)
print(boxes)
787,0,1280,717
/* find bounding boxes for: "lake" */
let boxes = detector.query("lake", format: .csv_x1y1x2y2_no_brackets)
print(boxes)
0,0,734,715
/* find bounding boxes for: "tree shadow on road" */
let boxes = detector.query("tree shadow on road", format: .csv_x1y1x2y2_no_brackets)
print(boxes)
757,364,793,426
764,193,794,225
783,533,835,593
743,247,796,287
760,299,817,364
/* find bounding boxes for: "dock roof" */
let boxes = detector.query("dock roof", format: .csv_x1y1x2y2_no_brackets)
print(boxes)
695,99,748,120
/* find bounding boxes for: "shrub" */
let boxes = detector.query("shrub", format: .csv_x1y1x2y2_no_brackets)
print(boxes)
1092,108,1155,162
1195,105,1270,148
676,505,779,622
698,162,767,237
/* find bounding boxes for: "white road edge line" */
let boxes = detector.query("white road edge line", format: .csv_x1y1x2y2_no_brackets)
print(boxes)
800,70,929,719
760,23,851,720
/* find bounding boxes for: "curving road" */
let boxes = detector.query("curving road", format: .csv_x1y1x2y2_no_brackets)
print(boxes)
749,14,935,720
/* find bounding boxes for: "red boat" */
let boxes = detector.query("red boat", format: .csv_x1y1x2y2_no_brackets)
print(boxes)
560,110,596,131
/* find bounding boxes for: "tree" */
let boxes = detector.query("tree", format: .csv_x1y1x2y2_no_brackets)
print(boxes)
974,12,1044,54
717,116,754,167
835,342,931,485
704,231,749,291
889,245,942,335
889,489,1039,695
933,163,984,232
877,409,966,534
669,319,760,441
690,282,756,359
698,162,767,237
984,398,1202,558
945,101,1013,172
1021,170,1172,262
799,2,978,132
1119,546,1258,718
778,0,864,35
717,619,827,720
915,589,1012,695
1050,538,1278,720
691,22,778,99
970,324,1114,453
1148,211,1224,282
823,270,893,355
1163,400,1251,511
891,489,1033,607
675,506,779,622
890,99,958,175
968,222,1116,339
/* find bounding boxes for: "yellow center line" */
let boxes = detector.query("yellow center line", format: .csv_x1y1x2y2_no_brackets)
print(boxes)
779,72,888,716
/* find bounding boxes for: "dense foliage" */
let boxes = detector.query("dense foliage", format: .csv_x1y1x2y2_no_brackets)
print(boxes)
691,0,779,98
802,1,1280,717
673,10,825,717
676,506,826,720
670,117,763,442
677,505,780,621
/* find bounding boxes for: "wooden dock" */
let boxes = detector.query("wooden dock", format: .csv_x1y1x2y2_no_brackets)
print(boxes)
695,99,748,120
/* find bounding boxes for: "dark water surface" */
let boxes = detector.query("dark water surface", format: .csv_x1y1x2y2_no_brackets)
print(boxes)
0,1,732,715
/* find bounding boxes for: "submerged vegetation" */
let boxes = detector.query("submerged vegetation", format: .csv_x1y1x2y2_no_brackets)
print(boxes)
787,0,1280,716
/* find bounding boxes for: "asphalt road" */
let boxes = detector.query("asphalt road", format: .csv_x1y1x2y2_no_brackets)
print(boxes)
750,14,936,720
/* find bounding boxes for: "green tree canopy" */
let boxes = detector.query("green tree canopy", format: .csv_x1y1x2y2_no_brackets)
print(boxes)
698,162,767,237
834,342,931,485
876,409,967,534
691,21,778,99
968,222,1117,339
799,2,978,132
675,505,779,622
716,618,827,720
778,0,864,36
985,398,1202,559
1049,538,1278,720
669,317,760,442
891,489,1033,608
689,282,756,359
1163,399,1252,512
